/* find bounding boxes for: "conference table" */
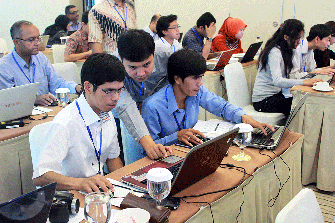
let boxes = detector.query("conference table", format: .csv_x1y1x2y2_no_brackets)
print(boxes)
0,106,62,203
291,84,335,192
73,130,303,223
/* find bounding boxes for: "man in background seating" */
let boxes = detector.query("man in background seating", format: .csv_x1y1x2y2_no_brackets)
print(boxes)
0,21,82,106
143,14,161,41
66,5,82,31
182,12,218,60
64,11,92,62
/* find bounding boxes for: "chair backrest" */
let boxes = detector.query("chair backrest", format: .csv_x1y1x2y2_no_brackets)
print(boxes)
52,62,80,84
52,44,66,63
275,188,324,223
223,62,251,107
29,122,52,169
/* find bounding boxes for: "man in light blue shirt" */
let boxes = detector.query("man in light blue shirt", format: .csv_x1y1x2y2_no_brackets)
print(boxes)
0,20,82,106
142,49,274,146
66,5,82,31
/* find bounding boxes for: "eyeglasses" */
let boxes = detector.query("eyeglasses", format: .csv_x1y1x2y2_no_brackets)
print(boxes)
16,36,42,44
93,84,125,95
68,10,79,14
168,25,181,30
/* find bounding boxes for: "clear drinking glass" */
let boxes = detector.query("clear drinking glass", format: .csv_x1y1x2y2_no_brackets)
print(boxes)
55,88,70,107
232,123,253,161
84,192,111,223
147,168,173,209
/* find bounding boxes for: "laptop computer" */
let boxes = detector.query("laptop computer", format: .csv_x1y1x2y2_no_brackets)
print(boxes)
206,49,235,71
121,128,238,195
0,183,57,223
249,93,308,150
38,35,49,51
301,72,334,83
0,83,39,122
240,41,263,63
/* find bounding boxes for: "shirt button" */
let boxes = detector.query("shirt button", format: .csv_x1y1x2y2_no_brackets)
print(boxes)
135,138,138,141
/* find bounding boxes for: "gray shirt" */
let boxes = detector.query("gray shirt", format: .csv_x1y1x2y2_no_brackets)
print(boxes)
252,47,304,103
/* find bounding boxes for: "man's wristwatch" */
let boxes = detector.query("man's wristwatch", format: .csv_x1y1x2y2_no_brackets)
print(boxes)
206,37,213,42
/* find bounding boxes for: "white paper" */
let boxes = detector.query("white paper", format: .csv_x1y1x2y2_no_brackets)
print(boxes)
107,178,145,207
193,120,236,138
32,106,53,115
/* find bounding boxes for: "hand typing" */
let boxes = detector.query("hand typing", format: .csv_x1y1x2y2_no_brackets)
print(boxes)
77,174,115,194
177,129,206,147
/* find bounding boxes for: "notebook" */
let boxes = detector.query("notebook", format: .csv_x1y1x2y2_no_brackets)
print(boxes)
0,183,57,223
38,35,49,51
121,128,238,195
0,83,39,122
240,41,263,63
301,72,334,83
206,49,235,71
249,93,308,150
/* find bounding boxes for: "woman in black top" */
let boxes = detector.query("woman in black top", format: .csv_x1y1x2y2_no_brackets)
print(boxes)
44,15,70,45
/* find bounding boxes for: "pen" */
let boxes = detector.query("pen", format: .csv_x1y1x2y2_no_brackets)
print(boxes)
214,123,219,131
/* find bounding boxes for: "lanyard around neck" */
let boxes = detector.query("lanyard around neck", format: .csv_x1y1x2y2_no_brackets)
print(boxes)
192,28,204,48
113,4,128,30
161,38,176,52
76,101,103,175
301,40,307,72
12,52,36,83
165,87,187,131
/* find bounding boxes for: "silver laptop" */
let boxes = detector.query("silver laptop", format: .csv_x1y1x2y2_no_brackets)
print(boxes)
301,73,334,83
249,93,308,150
0,83,39,122
38,35,49,51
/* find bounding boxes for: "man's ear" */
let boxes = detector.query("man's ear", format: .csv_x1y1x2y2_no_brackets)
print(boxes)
174,75,182,85
284,35,289,41
83,81,93,94
162,29,168,36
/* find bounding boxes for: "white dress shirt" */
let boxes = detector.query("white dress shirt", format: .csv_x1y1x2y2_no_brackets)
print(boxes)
155,37,182,53
143,26,160,41
33,94,120,179
290,39,316,79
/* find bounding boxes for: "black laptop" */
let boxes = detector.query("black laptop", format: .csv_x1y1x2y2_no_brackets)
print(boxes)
240,41,263,63
0,183,57,223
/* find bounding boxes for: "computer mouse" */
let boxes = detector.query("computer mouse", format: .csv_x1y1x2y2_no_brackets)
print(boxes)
99,187,114,198
49,101,59,106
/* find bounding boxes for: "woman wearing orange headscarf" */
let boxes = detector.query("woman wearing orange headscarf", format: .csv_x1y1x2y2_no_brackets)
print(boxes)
212,17,247,53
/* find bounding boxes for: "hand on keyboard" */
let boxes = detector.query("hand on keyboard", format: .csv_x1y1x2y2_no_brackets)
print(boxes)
177,129,206,147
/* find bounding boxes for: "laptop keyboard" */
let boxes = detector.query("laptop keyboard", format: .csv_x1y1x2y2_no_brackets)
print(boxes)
175,136,211,149
251,126,280,146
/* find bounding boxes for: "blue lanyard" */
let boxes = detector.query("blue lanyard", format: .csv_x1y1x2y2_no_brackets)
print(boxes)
76,101,103,175
165,87,187,131
113,5,128,30
161,38,175,52
12,52,36,83
138,82,144,102
192,28,204,48
301,40,307,72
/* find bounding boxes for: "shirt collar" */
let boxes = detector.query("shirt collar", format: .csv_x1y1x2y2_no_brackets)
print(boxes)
166,85,180,115
70,21,80,27
76,94,101,126
160,37,177,48
12,49,36,68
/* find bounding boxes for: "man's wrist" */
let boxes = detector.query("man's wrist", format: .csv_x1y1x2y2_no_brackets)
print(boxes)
206,37,213,42
76,84,83,95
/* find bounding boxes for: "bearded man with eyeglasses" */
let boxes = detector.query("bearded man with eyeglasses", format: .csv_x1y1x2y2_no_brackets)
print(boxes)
0,20,82,105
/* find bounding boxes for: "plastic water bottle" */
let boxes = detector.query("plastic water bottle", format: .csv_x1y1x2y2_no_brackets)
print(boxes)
256,36,262,56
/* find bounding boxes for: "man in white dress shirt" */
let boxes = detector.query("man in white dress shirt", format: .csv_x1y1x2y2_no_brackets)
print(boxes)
143,14,161,41
33,53,125,193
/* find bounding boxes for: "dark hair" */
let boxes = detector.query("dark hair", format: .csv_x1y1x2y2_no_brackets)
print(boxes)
259,19,304,77
117,29,155,62
65,5,76,15
150,14,161,23
196,12,216,28
81,53,126,91
82,11,89,24
156,15,178,38
307,24,331,41
167,49,207,84
55,15,71,31
325,21,335,36
10,20,33,40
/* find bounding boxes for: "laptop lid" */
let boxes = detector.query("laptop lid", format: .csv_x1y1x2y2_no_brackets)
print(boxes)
121,128,238,195
240,41,263,63
38,35,49,51
207,49,235,71
0,183,57,223
249,93,308,150
0,83,39,122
